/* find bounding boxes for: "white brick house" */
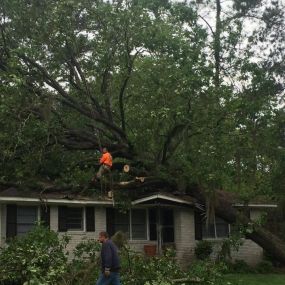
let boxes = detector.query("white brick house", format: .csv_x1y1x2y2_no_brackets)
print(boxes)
0,187,277,266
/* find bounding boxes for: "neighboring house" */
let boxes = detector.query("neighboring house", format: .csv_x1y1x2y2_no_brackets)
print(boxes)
0,187,277,266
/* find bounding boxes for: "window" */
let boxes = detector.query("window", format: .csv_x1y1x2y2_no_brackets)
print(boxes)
6,205,50,239
195,211,230,240
16,206,38,236
113,210,129,236
58,206,83,231
58,206,95,232
107,208,174,242
131,209,147,240
106,208,147,240
148,208,174,243
202,216,230,239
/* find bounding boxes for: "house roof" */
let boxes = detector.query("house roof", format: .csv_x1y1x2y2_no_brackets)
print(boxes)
233,203,277,208
0,187,195,207
231,194,277,208
0,187,113,205
0,187,277,208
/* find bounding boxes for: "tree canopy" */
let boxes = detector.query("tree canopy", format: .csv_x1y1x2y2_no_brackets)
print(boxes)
1,0,284,197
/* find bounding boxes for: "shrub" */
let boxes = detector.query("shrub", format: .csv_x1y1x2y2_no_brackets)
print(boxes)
120,248,185,285
62,238,101,285
195,240,213,260
255,260,274,273
228,259,253,273
216,234,243,262
73,238,101,262
112,231,128,249
188,260,227,285
0,225,69,284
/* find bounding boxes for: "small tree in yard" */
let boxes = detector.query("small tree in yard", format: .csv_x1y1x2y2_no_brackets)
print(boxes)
0,224,70,284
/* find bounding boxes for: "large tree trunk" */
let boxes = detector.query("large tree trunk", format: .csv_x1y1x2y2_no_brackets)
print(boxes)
188,186,285,265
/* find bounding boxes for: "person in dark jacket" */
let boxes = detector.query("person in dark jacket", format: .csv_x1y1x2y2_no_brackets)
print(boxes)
96,231,121,285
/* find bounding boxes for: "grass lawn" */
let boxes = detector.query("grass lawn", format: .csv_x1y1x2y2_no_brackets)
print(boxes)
225,274,285,285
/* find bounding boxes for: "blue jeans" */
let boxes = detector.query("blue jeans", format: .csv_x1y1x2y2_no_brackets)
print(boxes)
96,272,121,285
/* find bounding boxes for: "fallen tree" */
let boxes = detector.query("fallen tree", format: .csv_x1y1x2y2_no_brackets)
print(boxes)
1,0,285,266
111,176,285,265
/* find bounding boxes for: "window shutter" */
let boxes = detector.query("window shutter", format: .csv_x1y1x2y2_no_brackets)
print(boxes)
58,206,67,232
106,208,115,236
86,207,95,232
40,205,50,228
194,210,203,240
6,204,17,239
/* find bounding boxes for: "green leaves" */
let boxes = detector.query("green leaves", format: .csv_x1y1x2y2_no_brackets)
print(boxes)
0,225,69,284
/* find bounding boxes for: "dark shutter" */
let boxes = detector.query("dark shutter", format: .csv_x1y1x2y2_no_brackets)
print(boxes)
58,206,67,232
6,204,17,239
86,207,95,232
40,205,50,228
106,208,115,236
194,210,203,240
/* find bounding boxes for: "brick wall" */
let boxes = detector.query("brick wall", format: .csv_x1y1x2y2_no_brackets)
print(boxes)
0,203,266,266
175,207,264,266
231,239,263,266
174,207,196,267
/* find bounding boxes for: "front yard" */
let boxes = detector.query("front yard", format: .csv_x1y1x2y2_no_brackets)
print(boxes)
225,274,285,285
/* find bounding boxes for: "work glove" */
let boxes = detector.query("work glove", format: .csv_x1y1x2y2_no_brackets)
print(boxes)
104,269,111,277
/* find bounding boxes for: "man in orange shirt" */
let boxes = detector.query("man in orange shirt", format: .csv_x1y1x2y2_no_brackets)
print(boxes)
95,147,113,180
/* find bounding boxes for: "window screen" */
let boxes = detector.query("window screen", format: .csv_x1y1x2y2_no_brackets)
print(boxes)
113,210,129,237
202,216,229,238
66,207,83,230
58,206,83,231
17,206,37,236
216,217,229,238
131,209,147,240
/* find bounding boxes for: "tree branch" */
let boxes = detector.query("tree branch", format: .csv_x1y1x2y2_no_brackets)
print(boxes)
67,46,104,116
198,15,215,36
17,53,131,146
118,50,139,133
160,124,187,164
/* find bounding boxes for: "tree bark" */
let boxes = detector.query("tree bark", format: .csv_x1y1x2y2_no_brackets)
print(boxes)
214,0,221,88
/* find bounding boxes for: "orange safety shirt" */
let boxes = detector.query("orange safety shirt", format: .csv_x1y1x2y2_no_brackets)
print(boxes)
100,152,112,167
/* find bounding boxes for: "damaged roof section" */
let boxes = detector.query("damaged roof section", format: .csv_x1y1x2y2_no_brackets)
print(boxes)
0,187,113,205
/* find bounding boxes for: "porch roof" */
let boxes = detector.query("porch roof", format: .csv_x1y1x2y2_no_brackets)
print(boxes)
132,193,195,206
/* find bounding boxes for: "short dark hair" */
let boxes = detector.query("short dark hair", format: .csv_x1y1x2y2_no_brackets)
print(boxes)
99,231,109,238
